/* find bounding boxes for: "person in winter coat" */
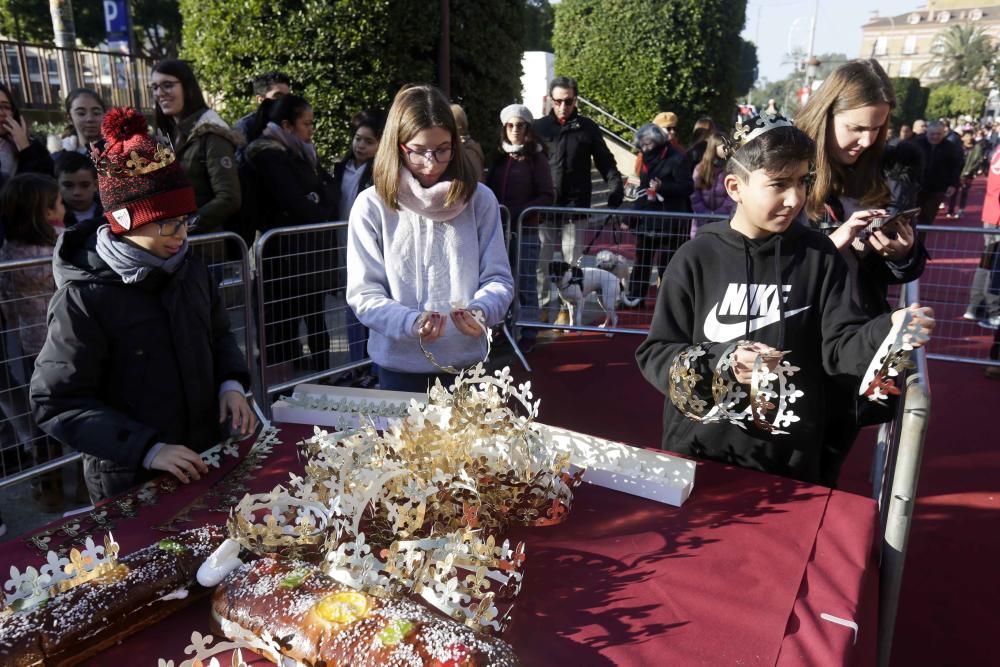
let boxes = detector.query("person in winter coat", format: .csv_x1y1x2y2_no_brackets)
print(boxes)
797,59,927,320
690,132,736,228
0,84,53,189
347,84,514,392
625,123,694,308
55,152,103,227
245,94,338,371
451,104,485,182
948,129,984,219
51,88,106,162
635,114,935,486
151,60,242,234
486,104,555,349
964,142,1000,327
533,76,624,269
796,59,929,483
331,109,385,385
0,173,65,509
912,120,964,229
30,108,255,503
234,71,291,165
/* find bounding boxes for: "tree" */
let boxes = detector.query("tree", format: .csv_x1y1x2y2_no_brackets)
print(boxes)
552,0,747,138
922,23,997,90
181,0,524,162
735,39,758,99
926,83,986,119
889,77,927,128
0,0,181,59
524,0,555,52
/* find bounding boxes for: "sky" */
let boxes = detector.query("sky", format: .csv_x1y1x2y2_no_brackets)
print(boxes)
741,0,926,82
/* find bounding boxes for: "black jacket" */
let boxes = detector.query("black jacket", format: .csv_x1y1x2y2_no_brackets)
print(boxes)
913,134,964,192
30,218,250,473
810,142,928,318
632,143,694,223
246,137,339,292
0,138,54,190
636,220,893,484
533,110,624,208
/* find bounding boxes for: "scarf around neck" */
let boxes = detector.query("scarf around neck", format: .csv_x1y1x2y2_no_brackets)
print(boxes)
396,168,470,221
262,122,318,170
96,224,188,284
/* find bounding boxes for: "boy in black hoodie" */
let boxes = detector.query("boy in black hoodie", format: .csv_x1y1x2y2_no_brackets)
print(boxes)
636,114,934,485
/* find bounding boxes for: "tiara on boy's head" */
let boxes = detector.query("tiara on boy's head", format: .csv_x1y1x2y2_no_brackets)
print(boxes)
733,113,795,148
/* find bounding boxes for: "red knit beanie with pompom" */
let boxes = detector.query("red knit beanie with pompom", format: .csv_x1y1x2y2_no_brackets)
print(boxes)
93,107,196,234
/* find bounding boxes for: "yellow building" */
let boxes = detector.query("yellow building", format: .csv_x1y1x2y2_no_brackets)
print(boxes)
860,1,1000,84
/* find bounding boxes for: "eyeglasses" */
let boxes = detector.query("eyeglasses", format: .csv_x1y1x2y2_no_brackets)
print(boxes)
155,215,197,237
664,126,678,133
400,144,455,164
149,80,179,94
551,97,576,107
505,122,528,130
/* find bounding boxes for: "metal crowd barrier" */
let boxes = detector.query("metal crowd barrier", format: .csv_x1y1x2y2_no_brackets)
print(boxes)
511,206,727,338
910,224,1000,367
876,281,931,667
254,222,365,415
0,232,254,491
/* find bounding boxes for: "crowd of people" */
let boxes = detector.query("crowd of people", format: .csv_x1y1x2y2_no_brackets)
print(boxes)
0,55,994,536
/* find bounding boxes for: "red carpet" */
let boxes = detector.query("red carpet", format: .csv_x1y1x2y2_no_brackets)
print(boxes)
518,330,999,666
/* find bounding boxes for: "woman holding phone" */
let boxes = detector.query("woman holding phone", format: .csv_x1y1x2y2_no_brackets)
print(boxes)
796,59,927,319
796,59,929,485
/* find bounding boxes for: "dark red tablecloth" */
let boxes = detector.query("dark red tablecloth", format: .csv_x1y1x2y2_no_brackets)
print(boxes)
0,423,877,666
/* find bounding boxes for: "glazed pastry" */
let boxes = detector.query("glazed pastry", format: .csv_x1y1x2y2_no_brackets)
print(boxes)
212,558,520,666
0,526,225,666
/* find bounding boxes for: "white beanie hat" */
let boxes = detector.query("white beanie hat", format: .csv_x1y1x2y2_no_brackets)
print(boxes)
500,104,533,125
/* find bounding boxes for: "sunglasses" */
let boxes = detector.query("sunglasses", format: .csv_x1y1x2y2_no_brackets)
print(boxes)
505,122,528,130
551,97,577,107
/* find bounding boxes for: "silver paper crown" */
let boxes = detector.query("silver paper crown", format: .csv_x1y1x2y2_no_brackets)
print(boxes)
733,113,796,147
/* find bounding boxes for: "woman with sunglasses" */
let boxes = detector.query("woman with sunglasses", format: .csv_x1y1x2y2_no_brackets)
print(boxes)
486,104,554,351
346,85,513,392
31,108,254,503
150,60,242,233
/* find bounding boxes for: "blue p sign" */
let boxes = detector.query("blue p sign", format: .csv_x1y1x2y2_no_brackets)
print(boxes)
104,0,128,37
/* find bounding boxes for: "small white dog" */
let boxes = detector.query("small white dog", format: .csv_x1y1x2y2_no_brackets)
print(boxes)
595,249,631,290
549,260,621,331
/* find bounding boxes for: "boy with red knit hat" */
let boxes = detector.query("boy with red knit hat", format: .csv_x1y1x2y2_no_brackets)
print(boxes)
30,107,255,503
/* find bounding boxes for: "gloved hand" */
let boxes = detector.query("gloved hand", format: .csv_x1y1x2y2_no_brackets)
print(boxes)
607,184,625,209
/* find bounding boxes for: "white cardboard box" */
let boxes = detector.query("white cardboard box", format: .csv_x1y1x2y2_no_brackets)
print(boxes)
271,385,695,506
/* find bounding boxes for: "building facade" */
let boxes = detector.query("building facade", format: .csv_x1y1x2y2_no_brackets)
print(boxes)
860,1,1000,85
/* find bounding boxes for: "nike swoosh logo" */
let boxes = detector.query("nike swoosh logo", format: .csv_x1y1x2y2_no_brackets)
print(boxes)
703,304,811,342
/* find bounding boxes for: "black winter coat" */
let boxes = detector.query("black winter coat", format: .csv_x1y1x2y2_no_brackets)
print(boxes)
913,134,964,193
632,144,694,230
533,110,624,208
246,137,339,293
30,218,250,474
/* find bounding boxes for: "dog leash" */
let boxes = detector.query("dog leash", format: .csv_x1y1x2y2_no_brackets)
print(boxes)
575,214,617,267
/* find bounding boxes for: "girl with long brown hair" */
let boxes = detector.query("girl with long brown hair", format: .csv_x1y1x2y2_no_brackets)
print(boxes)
346,85,513,392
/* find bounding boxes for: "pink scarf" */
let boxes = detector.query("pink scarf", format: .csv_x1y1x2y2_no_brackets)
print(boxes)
396,168,470,221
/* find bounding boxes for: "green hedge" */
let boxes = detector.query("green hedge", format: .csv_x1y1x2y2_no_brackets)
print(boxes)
889,77,927,128
552,0,747,140
180,0,524,162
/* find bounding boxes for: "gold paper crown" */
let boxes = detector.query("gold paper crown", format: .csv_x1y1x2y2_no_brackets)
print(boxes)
2,533,128,617
733,113,796,147
93,144,177,177
227,488,330,559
